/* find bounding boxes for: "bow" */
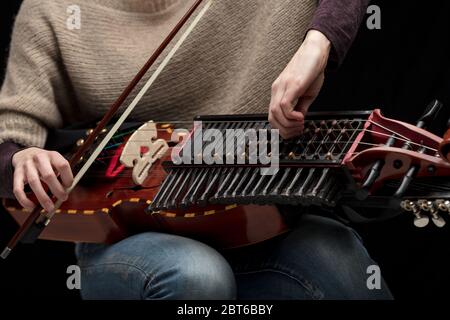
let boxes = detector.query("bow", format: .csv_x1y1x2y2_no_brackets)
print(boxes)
1,0,213,259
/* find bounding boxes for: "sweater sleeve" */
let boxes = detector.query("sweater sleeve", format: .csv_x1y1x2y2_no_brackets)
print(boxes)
0,142,23,198
309,0,371,68
0,0,65,148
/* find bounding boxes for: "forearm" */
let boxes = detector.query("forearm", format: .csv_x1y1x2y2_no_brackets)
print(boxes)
309,0,371,68
302,29,332,73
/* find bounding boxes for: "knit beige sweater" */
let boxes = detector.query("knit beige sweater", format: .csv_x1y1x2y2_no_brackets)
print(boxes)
0,0,317,148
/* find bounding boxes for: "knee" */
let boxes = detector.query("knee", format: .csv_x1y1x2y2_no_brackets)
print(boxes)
288,215,392,299
139,234,237,300
166,249,237,300
300,215,363,250
249,215,390,299
77,233,236,300
288,215,371,270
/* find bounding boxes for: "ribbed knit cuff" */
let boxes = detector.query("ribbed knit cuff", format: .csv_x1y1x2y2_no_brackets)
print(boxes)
0,112,48,148
0,142,23,198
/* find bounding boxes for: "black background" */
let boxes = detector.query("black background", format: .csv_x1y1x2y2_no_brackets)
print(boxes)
1,0,450,300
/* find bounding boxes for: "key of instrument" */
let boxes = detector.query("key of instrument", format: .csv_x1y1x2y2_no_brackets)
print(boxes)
231,167,253,200
197,168,221,206
147,169,177,212
306,168,331,202
280,168,304,204
159,169,186,210
183,168,209,207
294,168,317,204
167,169,194,210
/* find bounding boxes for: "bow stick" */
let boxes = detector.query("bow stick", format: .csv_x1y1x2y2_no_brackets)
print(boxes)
1,0,213,259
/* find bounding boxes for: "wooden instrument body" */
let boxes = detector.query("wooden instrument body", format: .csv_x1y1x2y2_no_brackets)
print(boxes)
4,109,450,248
3,123,288,249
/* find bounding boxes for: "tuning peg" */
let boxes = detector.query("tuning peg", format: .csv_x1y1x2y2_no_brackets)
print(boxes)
416,99,443,129
429,203,446,228
401,200,430,228
393,166,418,198
431,213,446,228
379,101,443,200
435,199,450,212
415,215,431,228
417,199,446,228
417,199,432,211
76,139,85,147
358,133,399,200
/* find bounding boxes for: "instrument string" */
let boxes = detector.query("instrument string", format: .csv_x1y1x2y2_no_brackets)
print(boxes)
78,117,441,176
92,127,438,160
109,120,438,150
83,139,440,180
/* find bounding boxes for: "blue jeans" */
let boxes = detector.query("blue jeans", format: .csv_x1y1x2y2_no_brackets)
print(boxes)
75,214,393,300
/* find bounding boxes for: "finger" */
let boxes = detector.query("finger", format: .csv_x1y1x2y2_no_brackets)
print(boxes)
280,81,306,122
271,79,304,128
280,96,305,122
271,103,304,129
49,152,73,188
13,166,36,210
269,111,304,137
35,155,68,202
269,113,303,139
25,161,55,212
